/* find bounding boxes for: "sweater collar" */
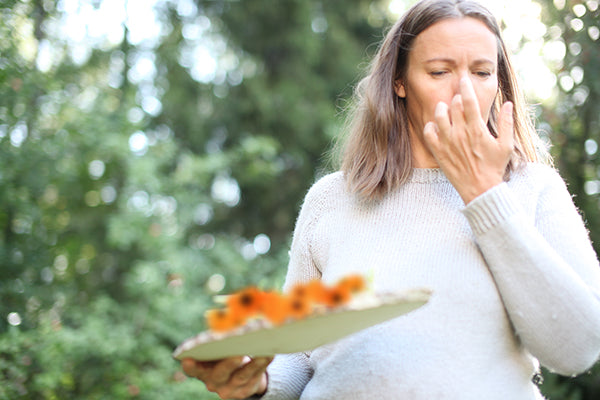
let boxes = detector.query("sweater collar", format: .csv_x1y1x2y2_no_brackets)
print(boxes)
408,168,448,183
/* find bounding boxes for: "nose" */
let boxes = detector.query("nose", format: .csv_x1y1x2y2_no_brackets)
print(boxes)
452,72,470,97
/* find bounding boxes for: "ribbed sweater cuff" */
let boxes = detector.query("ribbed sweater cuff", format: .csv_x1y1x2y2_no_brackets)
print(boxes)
461,183,522,236
257,355,311,400
258,370,307,400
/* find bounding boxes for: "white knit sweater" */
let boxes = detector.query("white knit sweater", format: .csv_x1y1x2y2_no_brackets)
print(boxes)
259,164,600,400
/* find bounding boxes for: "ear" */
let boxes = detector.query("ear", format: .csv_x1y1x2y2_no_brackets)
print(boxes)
394,80,406,98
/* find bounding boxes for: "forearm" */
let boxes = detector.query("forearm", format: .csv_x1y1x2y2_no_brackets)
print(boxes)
463,182,600,374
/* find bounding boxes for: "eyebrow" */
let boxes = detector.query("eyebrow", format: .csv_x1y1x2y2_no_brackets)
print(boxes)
424,57,496,66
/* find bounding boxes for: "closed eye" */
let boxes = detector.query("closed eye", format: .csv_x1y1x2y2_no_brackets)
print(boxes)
429,71,448,77
474,71,492,78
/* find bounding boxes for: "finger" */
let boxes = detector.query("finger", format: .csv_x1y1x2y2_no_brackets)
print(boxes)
459,76,481,124
498,101,514,149
231,357,272,385
449,94,464,131
423,121,440,151
210,356,247,385
433,101,451,137
181,358,200,378
182,358,220,380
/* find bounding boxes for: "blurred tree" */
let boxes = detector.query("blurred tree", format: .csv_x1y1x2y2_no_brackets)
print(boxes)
154,0,386,246
534,0,600,398
0,0,384,398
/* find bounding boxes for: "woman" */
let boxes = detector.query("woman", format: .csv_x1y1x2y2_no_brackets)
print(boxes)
182,0,600,398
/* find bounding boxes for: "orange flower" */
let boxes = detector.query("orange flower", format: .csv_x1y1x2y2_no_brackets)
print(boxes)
206,308,241,332
289,282,309,299
303,279,329,304
204,274,368,332
226,286,262,321
322,285,351,308
287,293,313,319
336,274,366,293
259,291,290,326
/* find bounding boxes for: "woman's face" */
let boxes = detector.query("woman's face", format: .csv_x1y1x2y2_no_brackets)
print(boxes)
395,17,499,167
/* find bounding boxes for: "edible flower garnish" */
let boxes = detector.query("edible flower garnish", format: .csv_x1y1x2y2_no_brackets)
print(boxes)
205,274,367,332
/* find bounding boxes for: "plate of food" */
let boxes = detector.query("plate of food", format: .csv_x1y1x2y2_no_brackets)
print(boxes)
173,276,431,361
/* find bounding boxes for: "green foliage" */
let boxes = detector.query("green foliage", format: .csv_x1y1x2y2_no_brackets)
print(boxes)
535,0,600,396
536,0,600,250
0,0,598,397
0,0,381,397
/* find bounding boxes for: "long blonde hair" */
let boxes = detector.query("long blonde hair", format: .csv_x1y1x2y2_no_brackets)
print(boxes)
338,0,547,200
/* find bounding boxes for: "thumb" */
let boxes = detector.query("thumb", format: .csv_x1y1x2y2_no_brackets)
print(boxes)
498,101,514,150
423,121,440,151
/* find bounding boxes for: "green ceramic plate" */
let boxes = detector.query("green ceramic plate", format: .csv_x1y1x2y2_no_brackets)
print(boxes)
173,287,431,361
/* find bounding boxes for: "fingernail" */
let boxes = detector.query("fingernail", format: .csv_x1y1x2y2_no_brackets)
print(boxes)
435,101,446,115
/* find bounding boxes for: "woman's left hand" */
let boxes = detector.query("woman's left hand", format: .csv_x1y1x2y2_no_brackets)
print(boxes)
423,77,514,204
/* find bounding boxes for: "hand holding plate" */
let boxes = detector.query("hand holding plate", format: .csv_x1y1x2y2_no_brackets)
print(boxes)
181,356,272,399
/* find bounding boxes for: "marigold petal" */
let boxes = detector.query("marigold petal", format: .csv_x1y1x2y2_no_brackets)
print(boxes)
322,286,351,308
287,295,313,319
337,274,366,293
259,291,290,325
226,286,262,320
206,308,242,332
304,279,328,304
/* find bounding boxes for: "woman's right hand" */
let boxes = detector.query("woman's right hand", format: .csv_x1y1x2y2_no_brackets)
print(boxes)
181,356,272,399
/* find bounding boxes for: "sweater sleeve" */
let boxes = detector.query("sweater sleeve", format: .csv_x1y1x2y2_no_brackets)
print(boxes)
462,168,600,376
258,174,337,399
258,353,312,400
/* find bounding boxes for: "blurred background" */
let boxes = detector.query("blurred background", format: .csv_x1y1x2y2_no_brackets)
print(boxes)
0,0,598,398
